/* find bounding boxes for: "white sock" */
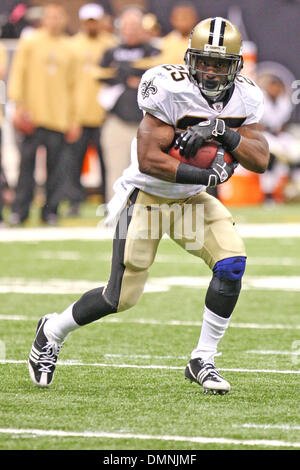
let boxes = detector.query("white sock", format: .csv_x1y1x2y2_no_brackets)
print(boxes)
44,303,80,342
190,306,230,361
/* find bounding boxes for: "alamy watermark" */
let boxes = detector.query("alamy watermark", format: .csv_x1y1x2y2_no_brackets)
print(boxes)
291,80,300,105
97,202,205,251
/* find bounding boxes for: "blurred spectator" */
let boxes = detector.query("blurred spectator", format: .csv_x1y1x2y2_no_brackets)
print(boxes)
256,62,300,202
0,41,8,228
56,2,117,215
109,0,147,15
133,2,198,70
142,13,162,47
0,2,29,38
8,3,78,225
98,6,160,201
101,13,115,34
159,1,198,64
0,0,18,16
20,5,43,38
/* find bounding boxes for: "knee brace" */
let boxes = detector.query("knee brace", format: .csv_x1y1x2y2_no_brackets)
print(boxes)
213,256,246,282
211,256,246,296
205,256,246,317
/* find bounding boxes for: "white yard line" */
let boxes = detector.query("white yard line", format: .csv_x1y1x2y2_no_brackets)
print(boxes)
237,223,300,238
104,353,188,360
1,224,300,242
220,367,300,374
35,252,300,266
247,350,300,355
247,257,300,266
0,275,300,294
106,318,299,329
152,255,300,266
1,359,300,374
233,423,300,431
229,322,300,330
38,251,81,260
0,315,29,321
1,314,300,331
0,278,167,294
0,227,115,242
0,360,182,370
150,276,300,292
0,427,299,448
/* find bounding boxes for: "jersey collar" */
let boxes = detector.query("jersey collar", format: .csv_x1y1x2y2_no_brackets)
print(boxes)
200,84,236,110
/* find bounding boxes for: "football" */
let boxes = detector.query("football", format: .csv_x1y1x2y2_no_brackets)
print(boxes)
168,141,234,169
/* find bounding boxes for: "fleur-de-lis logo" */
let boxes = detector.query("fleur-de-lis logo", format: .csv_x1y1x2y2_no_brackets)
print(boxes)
141,78,158,99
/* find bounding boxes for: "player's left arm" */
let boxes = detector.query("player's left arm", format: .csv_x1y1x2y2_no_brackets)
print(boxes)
233,123,269,173
176,118,269,174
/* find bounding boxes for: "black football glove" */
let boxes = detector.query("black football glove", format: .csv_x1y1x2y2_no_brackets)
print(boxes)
174,118,241,159
206,146,236,186
175,146,237,187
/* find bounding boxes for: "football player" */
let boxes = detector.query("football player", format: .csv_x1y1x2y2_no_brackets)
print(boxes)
28,17,269,394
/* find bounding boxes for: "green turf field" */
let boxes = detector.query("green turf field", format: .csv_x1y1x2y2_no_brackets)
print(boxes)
0,203,300,450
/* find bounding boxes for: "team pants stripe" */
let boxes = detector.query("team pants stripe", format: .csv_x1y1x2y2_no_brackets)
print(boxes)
103,189,246,313
103,188,140,310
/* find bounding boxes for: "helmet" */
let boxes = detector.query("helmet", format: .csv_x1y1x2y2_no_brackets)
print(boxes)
185,17,243,98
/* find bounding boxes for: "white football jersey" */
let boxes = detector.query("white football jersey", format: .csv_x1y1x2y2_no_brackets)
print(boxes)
116,64,264,200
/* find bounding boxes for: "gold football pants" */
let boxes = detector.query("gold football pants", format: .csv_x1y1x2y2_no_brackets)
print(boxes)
103,188,246,312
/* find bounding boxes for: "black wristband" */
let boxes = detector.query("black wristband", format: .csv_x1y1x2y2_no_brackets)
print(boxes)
216,128,241,152
175,162,211,185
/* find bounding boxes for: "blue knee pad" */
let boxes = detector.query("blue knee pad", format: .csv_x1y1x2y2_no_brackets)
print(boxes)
207,257,246,316
213,256,246,281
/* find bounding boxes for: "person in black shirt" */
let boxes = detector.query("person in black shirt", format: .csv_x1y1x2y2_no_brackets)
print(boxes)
99,6,160,201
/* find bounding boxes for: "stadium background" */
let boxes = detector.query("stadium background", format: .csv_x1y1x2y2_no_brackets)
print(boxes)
1,0,300,453
6,0,299,86
1,0,300,211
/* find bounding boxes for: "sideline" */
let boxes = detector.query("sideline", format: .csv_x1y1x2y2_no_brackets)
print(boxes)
1,223,300,242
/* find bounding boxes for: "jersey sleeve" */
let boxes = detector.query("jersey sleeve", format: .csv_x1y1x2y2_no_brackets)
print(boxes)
137,67,174,125
241,78,265,125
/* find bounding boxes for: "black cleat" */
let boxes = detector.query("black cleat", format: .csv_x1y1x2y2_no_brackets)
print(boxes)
28,314,63,387
185,357,230,394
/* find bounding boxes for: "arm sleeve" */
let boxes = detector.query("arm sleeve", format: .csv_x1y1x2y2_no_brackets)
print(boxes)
138,69,173,125
243,83,265,126
7,37,30,105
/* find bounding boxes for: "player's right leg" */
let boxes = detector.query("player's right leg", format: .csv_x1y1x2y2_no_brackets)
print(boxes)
171,190,246,394
28,189,161,387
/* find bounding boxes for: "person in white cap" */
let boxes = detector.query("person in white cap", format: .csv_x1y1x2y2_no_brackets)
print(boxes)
59,3,116,214
79,3,104,22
